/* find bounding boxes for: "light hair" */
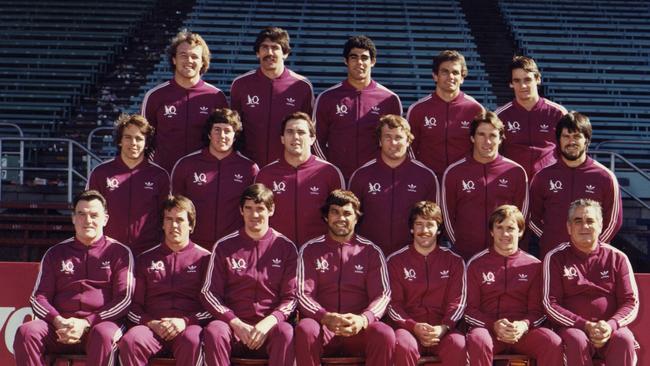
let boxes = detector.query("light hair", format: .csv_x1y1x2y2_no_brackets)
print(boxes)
567,199,603,226
375,114,414,144
167,30,210,75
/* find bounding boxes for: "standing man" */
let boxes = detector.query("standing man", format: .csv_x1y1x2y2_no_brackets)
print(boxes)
314,35,402,179
142,30,228,173
14,190,134,366
296,189,395,366
496,56,567,179
230,26,314,167
387,201,466,366
442,111,528,260
406,50,484,178
87,114,170,256
255,112,344,246
171,108,259,249
465,205,563,366
544,199,638,366
201,184,297,366
530,112,622,257
119,195,212,366
349,114,439,256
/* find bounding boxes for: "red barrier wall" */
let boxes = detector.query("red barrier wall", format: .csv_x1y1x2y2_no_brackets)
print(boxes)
1,262,648,365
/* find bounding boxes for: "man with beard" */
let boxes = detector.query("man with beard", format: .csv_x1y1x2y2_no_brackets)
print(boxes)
296,190,395,366
529,112,622,257
230,27,314,167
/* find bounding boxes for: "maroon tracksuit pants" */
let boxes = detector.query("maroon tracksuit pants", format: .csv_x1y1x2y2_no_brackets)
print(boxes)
202,319,294,366
295,318,395,366
118,324,202,366
466,326,563,366
558,326,637,366
14,318,122,366
395,328,466,366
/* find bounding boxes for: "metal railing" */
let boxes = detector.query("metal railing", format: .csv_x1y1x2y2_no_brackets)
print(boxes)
0,137,103,203
86,126,114,175
0,123,25,184
589,150,650,211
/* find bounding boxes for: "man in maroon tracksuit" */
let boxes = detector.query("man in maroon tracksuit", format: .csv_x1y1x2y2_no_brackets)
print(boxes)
406,50,484,178
230,26,314,167
141,30,228,173
387,201,466,366
530,112,622,257
296,189,395,366
495,56,567,179
87,114,170,256
313,35,402,179
465,205,562,366
349,114,439,256
544,199,638,366
442,111,529,260
201,183,297,366
14,190,134,366
255,112,344,246
171,108,259,249
119,196,212,366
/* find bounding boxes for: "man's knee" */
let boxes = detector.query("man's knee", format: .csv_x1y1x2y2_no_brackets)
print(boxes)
296,318,320,340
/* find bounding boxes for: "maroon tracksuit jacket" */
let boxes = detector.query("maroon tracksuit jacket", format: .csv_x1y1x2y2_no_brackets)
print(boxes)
349,156,439,256
141,78,228,173
171,149,259,249
30,236,134,327
297,234,391,324
87,158,170,256
201,228,298,324
387,245,466,332
495,98,567,179
127,241,212,327
543,242,638,331
465,248,546,330
230,67,314,167
313,79,402,179
255,155,344,246
442,154,529,260
529,156,622,257
406,91,484,178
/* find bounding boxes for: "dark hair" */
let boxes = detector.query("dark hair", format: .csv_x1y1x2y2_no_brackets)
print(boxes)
408,201,442,229
432,50,468,77
375,114,414,144
343,35,376,60
489,205,525,235
321,189,362,221
254,26,291,55
115,114,155,160
162,195,196,229
555,111,592,144
240,183,275,211
73,190,107,211
280,111,316,138
509,55,540,82
167,30,210,75
470,110,505,140
202,108,243,149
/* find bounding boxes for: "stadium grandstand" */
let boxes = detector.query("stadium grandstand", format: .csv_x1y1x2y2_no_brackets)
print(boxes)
0,0,649,364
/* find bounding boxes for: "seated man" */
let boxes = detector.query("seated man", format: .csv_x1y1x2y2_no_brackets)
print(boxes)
201,183,297,366
119,195,212,365
465,205,562,366
14,190,134,366
544,199,639,366
387,201,466,366
296,189,395,366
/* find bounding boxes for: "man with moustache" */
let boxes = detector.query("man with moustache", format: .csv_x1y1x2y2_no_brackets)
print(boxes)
529,112,622,257
230,26,314,167
14,190,134,366
544,199,638,366
171,108,259,249
465,205,563,366
387,201,466,366
296,189,394,366
119,195,212,366
313,35,402,179
201,184,297,366
142,30,227,173
87,114,170,256
255,112,344,246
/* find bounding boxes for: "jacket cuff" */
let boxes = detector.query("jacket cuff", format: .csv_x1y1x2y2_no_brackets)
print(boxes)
218,310,237,323
607,319,619,331
85,313,98,327
271,311,285,323
362,311,376,324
